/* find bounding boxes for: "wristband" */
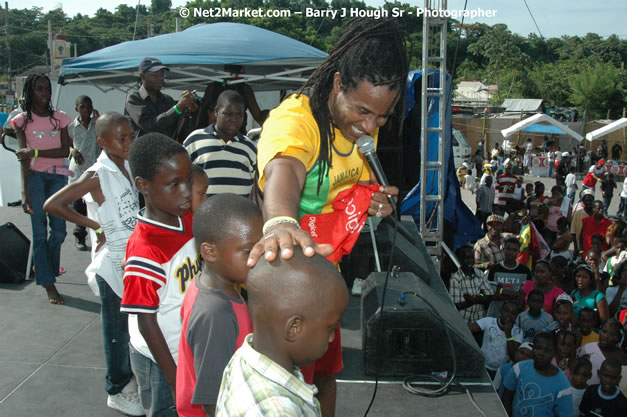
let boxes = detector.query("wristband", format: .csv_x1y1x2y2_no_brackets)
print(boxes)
506,337,516,341
263,216,300,235
94,227,103,235
499,288,504,295
33,149,38,158
174,105,182,115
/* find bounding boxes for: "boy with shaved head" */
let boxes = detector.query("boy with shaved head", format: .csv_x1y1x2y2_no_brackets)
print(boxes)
215,249,349,417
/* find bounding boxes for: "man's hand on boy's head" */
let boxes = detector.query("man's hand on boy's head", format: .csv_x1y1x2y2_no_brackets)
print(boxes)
247,222,333,267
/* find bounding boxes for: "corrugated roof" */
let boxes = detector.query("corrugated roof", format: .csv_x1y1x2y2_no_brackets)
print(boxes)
502,99,544,113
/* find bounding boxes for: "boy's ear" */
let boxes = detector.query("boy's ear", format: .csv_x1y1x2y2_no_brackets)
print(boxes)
96,136,105,149
284,315,304,343
135,176,149,194
200,242,217,263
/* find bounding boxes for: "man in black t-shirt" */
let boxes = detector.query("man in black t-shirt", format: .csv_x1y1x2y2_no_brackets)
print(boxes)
487,236,531,318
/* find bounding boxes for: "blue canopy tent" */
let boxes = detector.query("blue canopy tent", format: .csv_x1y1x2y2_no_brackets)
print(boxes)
58,22,327,93
523,124,566,135
401,69,484,249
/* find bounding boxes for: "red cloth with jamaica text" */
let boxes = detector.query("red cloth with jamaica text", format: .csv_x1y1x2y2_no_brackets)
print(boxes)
299,184,379,263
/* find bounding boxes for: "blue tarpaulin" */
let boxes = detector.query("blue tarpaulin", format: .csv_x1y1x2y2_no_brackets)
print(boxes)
59,23,327,91
401,69,484,249
523,124,566,134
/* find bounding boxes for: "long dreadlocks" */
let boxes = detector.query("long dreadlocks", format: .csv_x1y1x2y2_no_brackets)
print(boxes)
298,18,409,193
20,73,59,130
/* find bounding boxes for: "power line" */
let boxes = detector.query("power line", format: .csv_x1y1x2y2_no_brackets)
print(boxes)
522,0,543,38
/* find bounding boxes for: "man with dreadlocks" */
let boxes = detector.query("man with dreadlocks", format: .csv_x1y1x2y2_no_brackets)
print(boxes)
247,18,408,416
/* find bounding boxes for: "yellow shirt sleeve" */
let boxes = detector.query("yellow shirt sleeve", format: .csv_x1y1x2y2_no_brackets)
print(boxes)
257,95,321,191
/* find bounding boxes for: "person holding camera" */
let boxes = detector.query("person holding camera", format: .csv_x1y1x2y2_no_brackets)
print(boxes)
124,57,199,142
183,90,257,198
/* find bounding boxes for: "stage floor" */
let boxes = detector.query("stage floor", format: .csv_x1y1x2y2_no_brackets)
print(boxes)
0,205,506,416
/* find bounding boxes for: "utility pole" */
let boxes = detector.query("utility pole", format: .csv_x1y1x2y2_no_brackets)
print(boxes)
4,2,11,97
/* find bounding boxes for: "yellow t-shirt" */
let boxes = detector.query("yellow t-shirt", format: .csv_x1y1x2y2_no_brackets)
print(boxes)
580,330,599,347
257,94,376,218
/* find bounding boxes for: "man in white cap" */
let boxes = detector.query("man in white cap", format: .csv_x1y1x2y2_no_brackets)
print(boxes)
495,159,518,214
125,57,199,140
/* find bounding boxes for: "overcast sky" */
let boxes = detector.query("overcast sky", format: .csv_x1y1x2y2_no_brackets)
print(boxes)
9,0,627,39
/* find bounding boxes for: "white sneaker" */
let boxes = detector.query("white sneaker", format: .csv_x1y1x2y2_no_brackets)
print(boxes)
351,278,364,296
107,377,144,416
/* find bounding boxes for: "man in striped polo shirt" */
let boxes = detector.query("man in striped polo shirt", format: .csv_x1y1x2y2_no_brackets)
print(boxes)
183,90,257,197
495,159,519,214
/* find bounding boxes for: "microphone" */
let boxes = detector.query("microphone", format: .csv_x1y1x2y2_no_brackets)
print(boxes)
357,135,396,212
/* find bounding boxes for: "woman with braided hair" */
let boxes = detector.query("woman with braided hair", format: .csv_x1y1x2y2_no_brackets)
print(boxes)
13,73,73,304
247,18,409,416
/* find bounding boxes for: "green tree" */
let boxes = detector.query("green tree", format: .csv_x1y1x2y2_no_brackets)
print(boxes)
151,0,172,14
467,24,529,103
569,62,624,120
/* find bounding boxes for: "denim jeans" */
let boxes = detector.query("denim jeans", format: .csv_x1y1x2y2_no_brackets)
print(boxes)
618,197,627,218
603,195,613,215
129,345,176,417
27,171,67,286
96,276,133,396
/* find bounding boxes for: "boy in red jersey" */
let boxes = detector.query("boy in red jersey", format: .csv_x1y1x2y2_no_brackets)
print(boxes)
121,133,199,417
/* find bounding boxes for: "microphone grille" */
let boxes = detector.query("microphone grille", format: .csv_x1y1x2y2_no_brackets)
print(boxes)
357,135,375,154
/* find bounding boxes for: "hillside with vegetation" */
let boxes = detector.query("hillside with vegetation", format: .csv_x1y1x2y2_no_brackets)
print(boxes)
0,0,625,119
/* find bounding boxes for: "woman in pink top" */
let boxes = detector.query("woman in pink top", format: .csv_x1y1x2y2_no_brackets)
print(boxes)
13,74,72,304
522,260,564,315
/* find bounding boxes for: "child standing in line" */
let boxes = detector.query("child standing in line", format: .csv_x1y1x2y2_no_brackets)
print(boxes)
215,249,349,416
43,113,143,416
502,332,573,417
568,356,593,417
13,73,73,304
469,301,523,379
176,194,262,417
515,289,555,343
578,358,627,417
121,133,199,417
190,164,209,214
67,95,101,251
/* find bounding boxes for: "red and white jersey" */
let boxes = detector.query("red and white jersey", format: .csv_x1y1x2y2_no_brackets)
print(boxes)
121,210,199,363
582,165,606,188
496,173,518,206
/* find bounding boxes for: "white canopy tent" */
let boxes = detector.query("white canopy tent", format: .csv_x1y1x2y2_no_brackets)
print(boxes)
500,113,584,141
585,118,627,141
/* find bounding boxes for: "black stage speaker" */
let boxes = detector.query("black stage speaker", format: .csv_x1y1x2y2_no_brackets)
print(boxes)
0,222,30,283
361,272,485,377
340,219,438,288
